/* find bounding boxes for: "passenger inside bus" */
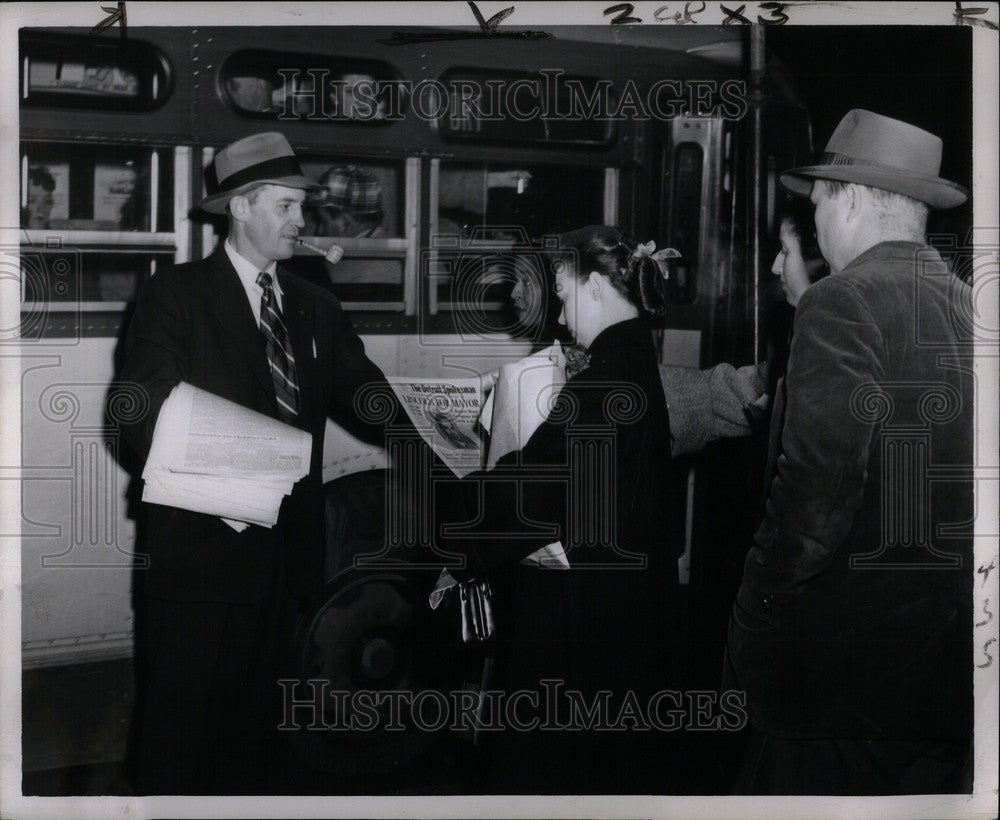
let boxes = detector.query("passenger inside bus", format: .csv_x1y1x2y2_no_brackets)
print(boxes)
225,74,277,113
22,166,55,229
333,72,387,120
289,163,399,298
229,70,390,119
309,165,386,238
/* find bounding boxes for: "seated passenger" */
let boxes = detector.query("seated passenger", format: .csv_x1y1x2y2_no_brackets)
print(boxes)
311,165,385,237
22,166,55,229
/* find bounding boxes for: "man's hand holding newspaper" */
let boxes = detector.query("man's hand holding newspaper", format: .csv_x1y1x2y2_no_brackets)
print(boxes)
142,383,312,532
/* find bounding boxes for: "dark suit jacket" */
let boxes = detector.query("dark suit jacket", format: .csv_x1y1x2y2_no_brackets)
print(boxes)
728,242,974,740
120,247,400,603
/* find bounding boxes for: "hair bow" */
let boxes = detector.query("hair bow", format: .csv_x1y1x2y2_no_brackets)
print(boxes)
632,240,681,280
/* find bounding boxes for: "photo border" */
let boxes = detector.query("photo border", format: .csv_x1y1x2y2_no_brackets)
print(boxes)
1,2,996,818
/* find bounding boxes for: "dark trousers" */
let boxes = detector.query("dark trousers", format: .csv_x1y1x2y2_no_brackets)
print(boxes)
735,727,972,795
134,581,295,795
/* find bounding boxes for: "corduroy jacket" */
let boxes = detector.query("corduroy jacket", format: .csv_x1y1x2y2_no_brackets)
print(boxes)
728,242,974,740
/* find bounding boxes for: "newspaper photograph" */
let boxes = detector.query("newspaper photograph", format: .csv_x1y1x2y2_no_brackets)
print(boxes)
389,377,486,476
0,3,996,820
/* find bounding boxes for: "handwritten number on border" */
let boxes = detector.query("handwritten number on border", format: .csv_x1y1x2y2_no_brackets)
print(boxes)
758,2,788,25
975,598,993,628
604,3,643,24
978,637,995,669
978,561,995,587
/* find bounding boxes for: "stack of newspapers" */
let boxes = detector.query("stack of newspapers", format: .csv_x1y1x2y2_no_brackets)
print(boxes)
142,382,313,531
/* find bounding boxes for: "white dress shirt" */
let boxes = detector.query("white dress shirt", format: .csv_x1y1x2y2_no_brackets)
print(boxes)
224,239,284,326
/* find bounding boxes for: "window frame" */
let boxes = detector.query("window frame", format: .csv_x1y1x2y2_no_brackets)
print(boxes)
20,31,173,113
425,158,618,317
19,142,191,320
218,48,405,125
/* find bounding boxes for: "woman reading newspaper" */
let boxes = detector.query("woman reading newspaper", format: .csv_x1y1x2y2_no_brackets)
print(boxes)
435,226,685,793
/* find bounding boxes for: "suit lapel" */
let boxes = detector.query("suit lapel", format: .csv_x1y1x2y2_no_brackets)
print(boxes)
206,250,276,407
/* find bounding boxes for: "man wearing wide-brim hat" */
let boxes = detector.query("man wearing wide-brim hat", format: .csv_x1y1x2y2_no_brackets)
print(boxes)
727,110,974,794
120,132,411,793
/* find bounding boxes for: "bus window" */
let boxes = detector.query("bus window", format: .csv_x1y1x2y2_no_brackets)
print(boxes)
281,157,408,311
20,32,172,112
435,163,603,240
436,68,615,147
431,162,604,325
21,143,173,233
299,159,402,238
285,254,405,312
20,142,178,322
220,50,402,122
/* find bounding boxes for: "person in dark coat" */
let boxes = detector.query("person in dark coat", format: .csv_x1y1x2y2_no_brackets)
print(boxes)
437,226,684,793
726,110,974,794
119,132,413,794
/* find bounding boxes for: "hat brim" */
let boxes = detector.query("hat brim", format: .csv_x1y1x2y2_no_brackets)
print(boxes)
779,165,968,209
199,175,323,215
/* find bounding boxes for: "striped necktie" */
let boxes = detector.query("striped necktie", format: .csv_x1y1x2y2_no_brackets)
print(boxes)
257,271,300,422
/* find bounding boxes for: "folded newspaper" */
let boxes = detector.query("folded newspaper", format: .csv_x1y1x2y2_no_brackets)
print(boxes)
476,343,570,569
388,376,487,477
430,344,571,632
141,382,313,531
479,342,567,468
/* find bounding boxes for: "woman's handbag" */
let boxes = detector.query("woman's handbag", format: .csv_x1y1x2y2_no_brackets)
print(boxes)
429,570,495,644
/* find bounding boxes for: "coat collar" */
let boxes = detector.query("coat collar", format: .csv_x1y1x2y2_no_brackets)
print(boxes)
843,241,945,274
584,317,652,362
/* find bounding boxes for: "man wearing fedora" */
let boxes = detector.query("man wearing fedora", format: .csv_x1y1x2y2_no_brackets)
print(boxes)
727,110,974,793
119,132,410,793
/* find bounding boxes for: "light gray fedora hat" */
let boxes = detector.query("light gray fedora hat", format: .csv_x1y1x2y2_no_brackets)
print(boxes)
199,132,321,214
779,109,968,209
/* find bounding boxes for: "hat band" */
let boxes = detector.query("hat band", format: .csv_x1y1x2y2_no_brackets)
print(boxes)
217,155,305,193
818,151,878,167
